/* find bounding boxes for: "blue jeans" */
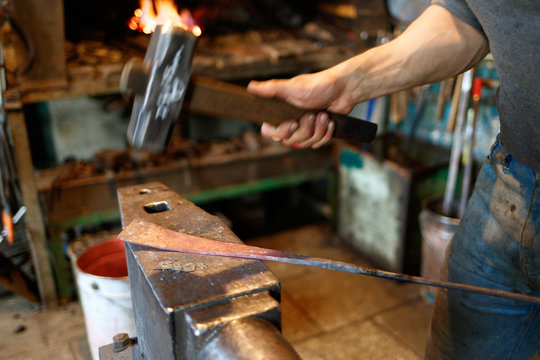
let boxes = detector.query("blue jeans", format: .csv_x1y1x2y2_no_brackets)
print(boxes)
425,136,540,359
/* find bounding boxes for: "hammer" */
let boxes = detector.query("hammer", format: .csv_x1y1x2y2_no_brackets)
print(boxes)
121,24,377,153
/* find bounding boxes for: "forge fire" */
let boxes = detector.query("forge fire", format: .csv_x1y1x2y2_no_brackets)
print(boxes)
128,0,201,36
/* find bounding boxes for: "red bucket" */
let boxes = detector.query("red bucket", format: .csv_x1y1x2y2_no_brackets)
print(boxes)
73,237,134,360
76,238,128,278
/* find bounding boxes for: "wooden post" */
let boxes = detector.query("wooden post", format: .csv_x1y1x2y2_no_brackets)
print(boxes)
8,110,57,307
11,0,68,92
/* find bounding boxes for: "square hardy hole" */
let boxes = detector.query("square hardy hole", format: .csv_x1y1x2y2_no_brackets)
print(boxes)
143,201,172,214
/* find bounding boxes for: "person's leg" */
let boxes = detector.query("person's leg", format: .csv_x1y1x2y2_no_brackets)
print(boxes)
425,137,540,360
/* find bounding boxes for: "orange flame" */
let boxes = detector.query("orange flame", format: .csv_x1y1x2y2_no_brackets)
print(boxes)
128,0,201,36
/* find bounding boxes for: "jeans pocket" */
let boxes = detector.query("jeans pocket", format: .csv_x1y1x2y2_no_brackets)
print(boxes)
487,136,514,173
487,135,501,161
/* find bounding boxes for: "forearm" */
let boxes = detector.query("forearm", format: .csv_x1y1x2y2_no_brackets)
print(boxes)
330,5,489,105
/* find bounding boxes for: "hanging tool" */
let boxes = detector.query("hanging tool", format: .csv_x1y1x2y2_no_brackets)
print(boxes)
0,39,24,244
389,92,400,124
446,73,464,132
366,98,376,122
0,41,12,244
436,80,446,120
0,178,13,244
0,204,26,243
407,84,430,143
458,77,483,217
436,78,454,120
442,69,473,216
389,91,407,125
119,219,540,305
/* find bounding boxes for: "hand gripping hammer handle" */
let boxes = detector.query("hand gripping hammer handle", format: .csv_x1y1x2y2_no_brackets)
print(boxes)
185,75,378,145
122,25,377,153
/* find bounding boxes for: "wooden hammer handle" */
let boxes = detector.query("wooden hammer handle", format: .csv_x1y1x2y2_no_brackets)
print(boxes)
447,73,464,132
187,75,377,143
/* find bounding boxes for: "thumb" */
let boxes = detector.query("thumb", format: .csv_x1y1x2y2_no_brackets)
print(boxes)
247,80,284,99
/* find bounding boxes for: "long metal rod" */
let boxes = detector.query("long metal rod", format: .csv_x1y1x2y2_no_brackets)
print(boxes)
119,219,540,305
458,108,477,218
443,69,473,216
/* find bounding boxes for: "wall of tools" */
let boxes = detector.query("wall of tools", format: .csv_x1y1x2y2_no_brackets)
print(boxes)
2,0,371,304
0,0,502,306
337,57,500,275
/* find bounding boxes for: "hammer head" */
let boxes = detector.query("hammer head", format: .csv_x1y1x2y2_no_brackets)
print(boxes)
121,24,198,153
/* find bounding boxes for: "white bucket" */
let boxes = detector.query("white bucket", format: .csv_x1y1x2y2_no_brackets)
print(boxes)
73,238,136,360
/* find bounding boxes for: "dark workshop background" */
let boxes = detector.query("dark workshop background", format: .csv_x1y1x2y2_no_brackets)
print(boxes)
0,0,502,359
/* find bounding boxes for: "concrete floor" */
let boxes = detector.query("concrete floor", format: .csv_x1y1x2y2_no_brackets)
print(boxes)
0,223,433,359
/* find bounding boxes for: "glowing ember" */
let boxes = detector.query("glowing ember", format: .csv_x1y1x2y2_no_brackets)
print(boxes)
128,0,201,36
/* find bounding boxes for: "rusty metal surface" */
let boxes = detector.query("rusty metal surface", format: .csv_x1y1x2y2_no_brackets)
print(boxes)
120,218,540,305
117,182,284,360
118,182,279,309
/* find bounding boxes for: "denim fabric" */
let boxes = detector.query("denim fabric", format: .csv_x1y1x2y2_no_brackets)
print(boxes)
425,136,540,359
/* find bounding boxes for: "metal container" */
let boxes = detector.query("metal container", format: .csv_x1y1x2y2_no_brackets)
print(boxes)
419,196,460,302
73,238,136,360
337,135,450,273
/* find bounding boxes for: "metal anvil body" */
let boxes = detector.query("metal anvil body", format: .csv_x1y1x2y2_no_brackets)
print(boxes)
99,182,299,359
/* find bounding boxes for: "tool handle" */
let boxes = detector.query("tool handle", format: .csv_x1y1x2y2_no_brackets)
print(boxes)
447,73,464,132
188,75,377,143
328,113,377,143
472,77,483,99
2,209,13,244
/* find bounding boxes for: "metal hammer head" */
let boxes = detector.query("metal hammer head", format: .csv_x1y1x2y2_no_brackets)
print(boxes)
121,24,198,153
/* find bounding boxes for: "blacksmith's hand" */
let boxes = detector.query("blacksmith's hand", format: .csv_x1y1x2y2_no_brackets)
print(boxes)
247,70,353,149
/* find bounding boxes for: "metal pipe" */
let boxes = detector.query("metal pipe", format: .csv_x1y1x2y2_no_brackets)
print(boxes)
458,78,482,217
120,219,540,305
442,69,473,216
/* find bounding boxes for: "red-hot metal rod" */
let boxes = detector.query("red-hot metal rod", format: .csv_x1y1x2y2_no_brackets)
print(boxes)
119,219,540,305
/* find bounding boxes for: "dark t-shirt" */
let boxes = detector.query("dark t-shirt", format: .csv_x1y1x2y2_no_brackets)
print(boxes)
432,0,540,172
